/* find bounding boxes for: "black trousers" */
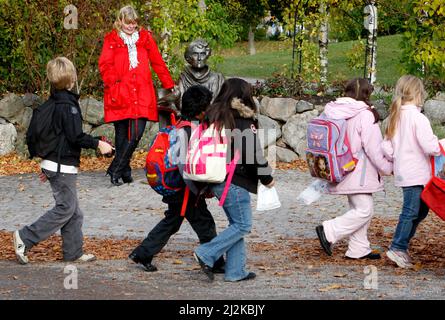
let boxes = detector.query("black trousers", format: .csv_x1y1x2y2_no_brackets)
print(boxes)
107,118,146,178
132,192,225,269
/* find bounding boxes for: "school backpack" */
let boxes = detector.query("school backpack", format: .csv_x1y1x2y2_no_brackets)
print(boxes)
305,113,357,183
26,97,62,159
145,117,191,197
182,123,240,207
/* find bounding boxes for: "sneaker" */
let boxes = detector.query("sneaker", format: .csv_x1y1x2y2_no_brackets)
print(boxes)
75,253,97,262
194,252,214,282
402,251,413,264
13,231,28,265
386,249,413,269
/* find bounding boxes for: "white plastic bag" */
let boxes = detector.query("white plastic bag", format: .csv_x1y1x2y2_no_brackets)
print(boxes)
297,179,329,205
256,185,281,211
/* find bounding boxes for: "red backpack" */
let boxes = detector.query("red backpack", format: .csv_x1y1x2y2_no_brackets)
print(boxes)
145,114,192,216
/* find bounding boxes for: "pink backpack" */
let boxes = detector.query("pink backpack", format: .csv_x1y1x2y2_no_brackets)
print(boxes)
183,123,240,206
306,113,357,183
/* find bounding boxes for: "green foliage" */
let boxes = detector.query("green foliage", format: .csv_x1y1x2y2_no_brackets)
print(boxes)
400,0,445,88
0,0,126,96
329,0,410,42
0,0,240,96
346,39,366,70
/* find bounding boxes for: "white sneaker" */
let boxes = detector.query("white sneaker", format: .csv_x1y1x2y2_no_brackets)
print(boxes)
13,231,28,265
386,249,413,269
74,253,97,262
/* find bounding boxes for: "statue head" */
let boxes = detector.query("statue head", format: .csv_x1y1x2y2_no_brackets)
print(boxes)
184,38,211,69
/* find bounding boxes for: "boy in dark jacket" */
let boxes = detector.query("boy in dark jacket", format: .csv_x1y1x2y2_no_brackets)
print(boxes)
129,85,225,272
13,57,113,264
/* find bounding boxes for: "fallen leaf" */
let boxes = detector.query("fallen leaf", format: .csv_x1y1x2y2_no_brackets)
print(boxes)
318,284,344,292
333,273,347,278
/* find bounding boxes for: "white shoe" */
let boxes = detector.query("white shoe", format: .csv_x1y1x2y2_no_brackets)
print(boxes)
13,231,28,265
386,249,413,269
75,253,97,262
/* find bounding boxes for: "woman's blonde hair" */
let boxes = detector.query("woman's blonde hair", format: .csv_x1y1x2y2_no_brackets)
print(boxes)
385,75,427,139
46,57,77,90
114,5,139,31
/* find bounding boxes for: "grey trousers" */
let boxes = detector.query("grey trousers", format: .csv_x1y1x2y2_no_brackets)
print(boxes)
19,169,84,261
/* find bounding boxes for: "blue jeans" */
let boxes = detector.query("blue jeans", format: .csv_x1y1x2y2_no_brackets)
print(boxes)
390,186,429,252
195,183,252,281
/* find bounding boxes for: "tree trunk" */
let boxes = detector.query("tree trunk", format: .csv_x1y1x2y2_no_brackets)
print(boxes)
364,3,377,84
198,0,206,14
319,1,329,87
248,26,256,55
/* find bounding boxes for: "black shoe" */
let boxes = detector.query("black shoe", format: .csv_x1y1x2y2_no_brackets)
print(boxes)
129,253,158,272
122,175,134,184
194,252,214,281
237,272,256,281
316,225,332,256
106,173,123,186
212,266,225,274
346,252,381,260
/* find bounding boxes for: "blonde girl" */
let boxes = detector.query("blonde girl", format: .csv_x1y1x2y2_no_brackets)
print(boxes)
383,75,442,268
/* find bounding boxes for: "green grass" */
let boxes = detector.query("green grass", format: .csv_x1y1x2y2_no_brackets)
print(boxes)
215,34,404,86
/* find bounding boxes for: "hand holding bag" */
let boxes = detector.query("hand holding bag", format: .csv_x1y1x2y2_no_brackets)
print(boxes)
256,184,281,211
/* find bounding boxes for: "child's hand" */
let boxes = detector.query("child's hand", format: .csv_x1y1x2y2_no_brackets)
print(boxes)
98,140,113,155
265,179,275,188
39,172,48,183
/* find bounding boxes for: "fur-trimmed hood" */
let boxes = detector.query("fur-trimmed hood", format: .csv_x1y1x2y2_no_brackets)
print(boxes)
231,98,256,119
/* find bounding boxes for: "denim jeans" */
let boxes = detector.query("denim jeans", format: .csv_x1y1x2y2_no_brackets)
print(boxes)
390,186,429,252
195,183,252,281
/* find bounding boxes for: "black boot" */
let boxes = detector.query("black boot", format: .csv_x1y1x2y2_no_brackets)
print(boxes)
122,175,134,184
129,252,157,272
106,171,123,187
316,225,332,256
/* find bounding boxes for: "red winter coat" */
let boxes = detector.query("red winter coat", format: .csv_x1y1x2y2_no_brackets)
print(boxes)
98,28,175,123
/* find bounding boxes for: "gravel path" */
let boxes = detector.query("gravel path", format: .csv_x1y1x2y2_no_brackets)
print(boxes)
1,169,445,300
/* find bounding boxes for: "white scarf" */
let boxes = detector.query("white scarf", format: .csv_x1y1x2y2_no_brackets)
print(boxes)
119,31,139,70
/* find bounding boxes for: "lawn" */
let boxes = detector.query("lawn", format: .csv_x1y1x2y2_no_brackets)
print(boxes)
214,34,404,87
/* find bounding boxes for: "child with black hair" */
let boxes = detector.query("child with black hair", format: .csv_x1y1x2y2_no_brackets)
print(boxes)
129,85,225,272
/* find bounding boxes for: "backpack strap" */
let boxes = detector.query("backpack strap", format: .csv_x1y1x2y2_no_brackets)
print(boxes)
218,149,241,207
180,186,190,217
176,120,192,129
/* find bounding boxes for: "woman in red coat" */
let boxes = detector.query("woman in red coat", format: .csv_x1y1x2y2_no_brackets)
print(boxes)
99,5,175,186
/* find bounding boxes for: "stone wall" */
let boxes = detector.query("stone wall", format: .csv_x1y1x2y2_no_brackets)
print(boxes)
1,92,445,162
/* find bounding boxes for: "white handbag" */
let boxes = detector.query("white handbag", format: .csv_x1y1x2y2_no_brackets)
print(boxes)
256,184,281,211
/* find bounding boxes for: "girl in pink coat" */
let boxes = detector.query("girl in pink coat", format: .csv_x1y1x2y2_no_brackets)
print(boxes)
382,75,441,269
316,78,393,260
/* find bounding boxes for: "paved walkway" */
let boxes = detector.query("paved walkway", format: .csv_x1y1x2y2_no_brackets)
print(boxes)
1,169,445,300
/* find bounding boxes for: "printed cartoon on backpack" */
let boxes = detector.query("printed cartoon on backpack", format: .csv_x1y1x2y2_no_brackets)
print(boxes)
306,113,357,183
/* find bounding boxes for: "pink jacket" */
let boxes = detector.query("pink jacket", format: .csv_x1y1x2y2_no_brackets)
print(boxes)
324,98,393,195
381,104,441,187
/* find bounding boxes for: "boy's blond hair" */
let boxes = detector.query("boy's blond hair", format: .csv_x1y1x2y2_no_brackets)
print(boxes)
114,5,139,31
46,57,77,90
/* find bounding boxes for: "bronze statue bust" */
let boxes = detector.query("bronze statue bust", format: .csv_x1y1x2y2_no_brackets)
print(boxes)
177,38,225,109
